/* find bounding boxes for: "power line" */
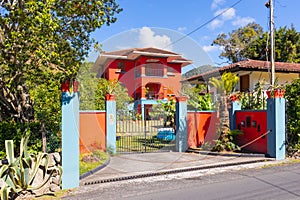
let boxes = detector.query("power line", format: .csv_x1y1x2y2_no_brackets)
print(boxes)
164,0,243,49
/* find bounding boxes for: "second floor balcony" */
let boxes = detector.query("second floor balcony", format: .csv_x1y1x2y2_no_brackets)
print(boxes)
135,65,165,78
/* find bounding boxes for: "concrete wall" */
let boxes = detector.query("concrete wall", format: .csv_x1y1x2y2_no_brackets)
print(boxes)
187,111,218,148
187,109,269,154
235,110,268,154
79,111,106,153
249,71,299,90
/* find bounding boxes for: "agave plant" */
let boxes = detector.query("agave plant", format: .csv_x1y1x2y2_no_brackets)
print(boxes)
0,131,62,199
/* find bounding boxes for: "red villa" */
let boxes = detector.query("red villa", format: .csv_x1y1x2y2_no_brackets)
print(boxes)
92,47,192,116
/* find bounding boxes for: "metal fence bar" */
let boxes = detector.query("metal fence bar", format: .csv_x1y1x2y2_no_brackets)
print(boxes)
116,109,175,153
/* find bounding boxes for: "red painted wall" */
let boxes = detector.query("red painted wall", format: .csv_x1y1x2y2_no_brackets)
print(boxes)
79,111,106,154
235,110,267,154
187,111,218,148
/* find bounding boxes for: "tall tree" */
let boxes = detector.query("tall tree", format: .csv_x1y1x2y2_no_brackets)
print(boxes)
213,23,300,63
213,22,263,63
0,0,122,123
246,25,300,63
77,62,98,110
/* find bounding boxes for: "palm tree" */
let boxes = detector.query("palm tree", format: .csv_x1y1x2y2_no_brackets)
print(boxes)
209,72,239,151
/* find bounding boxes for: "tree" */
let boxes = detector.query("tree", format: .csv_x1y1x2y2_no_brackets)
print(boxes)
77,62,99,110
213,23,300,63
94,78,133,110
0,0,122,123
246,25,300,63
209,72,239,151
30,78,62,152
213,22,263,63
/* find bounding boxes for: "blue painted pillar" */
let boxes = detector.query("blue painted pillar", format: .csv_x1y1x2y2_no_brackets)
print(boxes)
176,96,188,152
141,102,145,121
229,101,241,130
61,81,79,189
106,94,116,154
267,98,286,160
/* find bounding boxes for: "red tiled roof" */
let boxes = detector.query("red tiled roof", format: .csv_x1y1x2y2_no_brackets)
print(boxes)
94,47,192,70
101,47,179,56
185,59,300,82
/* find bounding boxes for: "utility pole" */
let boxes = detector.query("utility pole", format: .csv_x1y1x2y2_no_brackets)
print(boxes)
269,0,275,86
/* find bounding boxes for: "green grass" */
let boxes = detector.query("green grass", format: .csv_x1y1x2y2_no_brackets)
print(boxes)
260,158,300,169
116,135,175,153
79,150,109,175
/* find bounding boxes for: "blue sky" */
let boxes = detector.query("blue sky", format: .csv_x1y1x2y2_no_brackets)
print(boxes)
88,0,300,73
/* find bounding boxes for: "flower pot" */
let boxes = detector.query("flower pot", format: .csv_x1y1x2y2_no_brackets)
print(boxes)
266,89,285,98
62,81,70,92
230,94,239,102
73,81,79,92
275,89,285,98
105,94,116,100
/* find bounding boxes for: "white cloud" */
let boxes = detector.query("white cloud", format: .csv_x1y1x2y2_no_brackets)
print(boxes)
208,8,235,30
203,45,224,52
202,45,219,52
211,0,226,10
177,26,187,32
232,16,255,26
216,8,236,20
208,19,223,30
138,27,173,51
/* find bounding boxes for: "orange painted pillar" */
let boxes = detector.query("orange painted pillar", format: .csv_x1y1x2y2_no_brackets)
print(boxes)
163,87,167,99
141,86,146,99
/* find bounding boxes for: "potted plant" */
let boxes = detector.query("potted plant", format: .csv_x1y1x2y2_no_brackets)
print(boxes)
266,79,285,98
230,92,240,102
105,80,118,100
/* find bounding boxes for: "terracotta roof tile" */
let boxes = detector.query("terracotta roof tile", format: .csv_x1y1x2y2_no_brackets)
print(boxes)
101,47,179,56
185,59,300,81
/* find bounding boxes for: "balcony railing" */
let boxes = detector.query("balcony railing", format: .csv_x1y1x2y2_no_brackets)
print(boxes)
146,92,164,100
145,67,164,77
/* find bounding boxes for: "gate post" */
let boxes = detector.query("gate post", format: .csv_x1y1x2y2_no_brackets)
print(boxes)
175,96,188,152
61,81,79,189
267,98,286,160
106,94,117,154
229,101,241,130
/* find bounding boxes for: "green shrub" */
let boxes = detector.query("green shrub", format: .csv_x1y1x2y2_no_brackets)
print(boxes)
0,122,61,159
212,130,243,152
285,79,300,149
0,122,40,158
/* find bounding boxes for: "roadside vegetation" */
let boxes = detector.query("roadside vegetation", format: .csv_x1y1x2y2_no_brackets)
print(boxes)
0,0,122,199
285,79,300,156
80,150,109,175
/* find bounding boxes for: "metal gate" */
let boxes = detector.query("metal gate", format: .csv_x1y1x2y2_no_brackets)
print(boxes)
116,109,176,153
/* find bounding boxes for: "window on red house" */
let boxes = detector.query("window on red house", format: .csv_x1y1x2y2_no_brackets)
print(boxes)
117,62,125,73
145,63,163,77
167,66,175,76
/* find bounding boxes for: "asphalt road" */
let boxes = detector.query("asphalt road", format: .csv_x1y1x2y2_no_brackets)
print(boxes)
63,162,300,200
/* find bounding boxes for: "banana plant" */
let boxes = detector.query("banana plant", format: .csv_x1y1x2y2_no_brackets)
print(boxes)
0,131,62,199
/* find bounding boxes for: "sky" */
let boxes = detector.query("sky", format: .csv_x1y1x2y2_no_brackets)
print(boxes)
87,0,300,73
